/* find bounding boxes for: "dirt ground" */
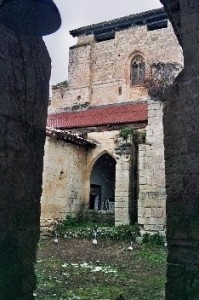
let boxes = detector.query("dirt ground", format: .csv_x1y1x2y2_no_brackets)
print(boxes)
36,237,166,299
38,237,135,265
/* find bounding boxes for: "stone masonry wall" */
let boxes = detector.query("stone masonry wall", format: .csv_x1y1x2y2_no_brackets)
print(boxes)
42,130,138,226
0,22,50,299
49,22,183,114
41,136,87,227
138,98,166,234
86,131,140,226
161,0,199,298
83,130,118,209
46,11,184,233
78,130,137,226
42,121,166,229
115,139,137,226
41,130,120,226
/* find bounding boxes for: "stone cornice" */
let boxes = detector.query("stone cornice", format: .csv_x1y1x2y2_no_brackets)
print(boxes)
70,8,167,38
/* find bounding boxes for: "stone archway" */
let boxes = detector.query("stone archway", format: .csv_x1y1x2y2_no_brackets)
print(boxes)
90,153,116,212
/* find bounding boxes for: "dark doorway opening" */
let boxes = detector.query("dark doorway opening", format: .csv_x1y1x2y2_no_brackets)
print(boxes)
90,153,116,211
90,184,101,210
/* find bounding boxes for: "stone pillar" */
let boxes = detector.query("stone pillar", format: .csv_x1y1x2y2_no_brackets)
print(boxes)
162,1,199,298
138,99,166,234
115,139,137,225
0,25,50,299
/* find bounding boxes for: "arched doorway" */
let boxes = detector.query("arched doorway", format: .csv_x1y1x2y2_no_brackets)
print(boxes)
90,153,116,211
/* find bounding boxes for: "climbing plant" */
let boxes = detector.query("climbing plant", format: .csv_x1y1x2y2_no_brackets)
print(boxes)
52,80,68,89
119,127,146,144
144,62,182,100
119,128,135,141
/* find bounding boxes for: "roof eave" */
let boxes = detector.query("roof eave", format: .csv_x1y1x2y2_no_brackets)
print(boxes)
46,127,96,148
70,8,167,37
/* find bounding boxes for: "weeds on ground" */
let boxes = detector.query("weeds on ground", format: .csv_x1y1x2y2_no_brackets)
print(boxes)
56,216,140,241
37,217,166,299
142,232,165,246
35,239,166,300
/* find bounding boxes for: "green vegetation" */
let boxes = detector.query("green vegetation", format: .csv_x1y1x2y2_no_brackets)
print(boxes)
56,216,166,246
142,232,165,246
119,128,135,141
36,219,167,299
52,80,68,89
35,237,166,300
141,131,146,143
144,61,181,100
57,216,140,241
119,128,146,144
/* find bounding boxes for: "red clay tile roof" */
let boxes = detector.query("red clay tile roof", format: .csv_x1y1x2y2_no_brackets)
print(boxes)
47,102,148,129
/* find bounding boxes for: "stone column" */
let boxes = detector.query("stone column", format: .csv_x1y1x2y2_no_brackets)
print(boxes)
162,1,199,298
0,25,51,299
138,99,166,234
115,138,137,225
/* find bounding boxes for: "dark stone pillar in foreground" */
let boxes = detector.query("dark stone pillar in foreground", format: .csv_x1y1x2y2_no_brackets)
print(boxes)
162,0,199,299
0,25,50,299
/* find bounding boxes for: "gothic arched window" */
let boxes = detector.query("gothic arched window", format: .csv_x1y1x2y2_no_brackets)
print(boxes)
131,55,145,85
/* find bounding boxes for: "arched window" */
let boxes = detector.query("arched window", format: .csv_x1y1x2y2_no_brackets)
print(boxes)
131,55,145,85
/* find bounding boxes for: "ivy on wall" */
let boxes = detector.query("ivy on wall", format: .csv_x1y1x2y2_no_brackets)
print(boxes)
52,80,68,89
144,62,182,100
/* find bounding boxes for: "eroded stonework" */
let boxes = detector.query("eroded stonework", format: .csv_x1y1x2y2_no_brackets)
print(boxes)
161,0,199,298
138,99,166,234
50,20,183,114
42,8,183,234
0,23,50,299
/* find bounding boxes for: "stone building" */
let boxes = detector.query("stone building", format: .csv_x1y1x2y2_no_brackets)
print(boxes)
41,8,183,234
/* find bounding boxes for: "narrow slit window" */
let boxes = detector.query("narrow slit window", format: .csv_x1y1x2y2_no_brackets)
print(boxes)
131,55,145,85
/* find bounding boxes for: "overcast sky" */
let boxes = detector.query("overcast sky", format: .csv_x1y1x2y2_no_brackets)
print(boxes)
44,0,162,86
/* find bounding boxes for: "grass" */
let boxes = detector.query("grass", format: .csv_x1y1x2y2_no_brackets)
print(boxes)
35,237,166,300
56,217,140,241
